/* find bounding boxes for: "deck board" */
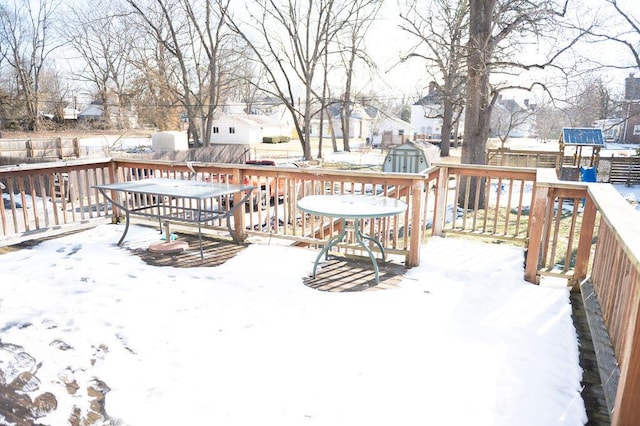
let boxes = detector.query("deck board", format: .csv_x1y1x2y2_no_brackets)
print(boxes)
302,256,406,292
571,290,612,426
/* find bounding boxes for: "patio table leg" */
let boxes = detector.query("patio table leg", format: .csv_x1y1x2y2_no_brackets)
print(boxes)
98,188,131,246
352,219,382,284
197,203,204,260
117,211,130,246
357,224,386,263
312,219,349,279
224,190,253,242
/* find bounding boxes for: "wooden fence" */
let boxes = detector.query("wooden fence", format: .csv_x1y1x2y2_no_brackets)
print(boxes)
488,148,640,185
486,147,563,172
1,158,639,425
0,138,81,165
604,156,640,185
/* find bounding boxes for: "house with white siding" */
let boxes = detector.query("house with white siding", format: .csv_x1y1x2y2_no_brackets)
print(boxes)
78,101,138,129
309,103,374,142
411,84,445,141
208,103,294,145
371,115,413,148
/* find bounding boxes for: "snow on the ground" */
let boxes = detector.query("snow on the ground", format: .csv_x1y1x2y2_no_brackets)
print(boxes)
0,224,586,425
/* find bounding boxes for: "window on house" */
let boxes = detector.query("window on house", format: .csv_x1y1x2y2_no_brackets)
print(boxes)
634,125,640,136
229,127,235,134
213,127,219,134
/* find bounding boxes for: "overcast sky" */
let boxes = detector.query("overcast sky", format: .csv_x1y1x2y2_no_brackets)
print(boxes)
367,0,640,101
54,0,640,106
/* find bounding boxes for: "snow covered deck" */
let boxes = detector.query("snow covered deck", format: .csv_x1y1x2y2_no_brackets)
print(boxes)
1,226,593,425
2,157,639,425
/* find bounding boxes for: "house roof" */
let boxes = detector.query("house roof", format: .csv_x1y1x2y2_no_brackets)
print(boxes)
414,82,443,106
79,104,103,117
377,115,411,129
499,99,522,113
216,113,287,128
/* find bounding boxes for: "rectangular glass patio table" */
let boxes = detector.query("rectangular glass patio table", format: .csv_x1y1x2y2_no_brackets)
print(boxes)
297,194,407,284
94,178,256,259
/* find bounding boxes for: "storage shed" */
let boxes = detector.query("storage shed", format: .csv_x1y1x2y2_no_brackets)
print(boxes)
382,141,435,174
152,131,189,152
559,127,605,181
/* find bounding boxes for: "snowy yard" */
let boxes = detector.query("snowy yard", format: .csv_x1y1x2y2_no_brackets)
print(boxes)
0,224,586,425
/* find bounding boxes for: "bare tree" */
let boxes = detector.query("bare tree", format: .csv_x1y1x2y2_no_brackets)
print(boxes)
531,97,565,142
490,97,537,148
228,0,347,160
126,21,183,131
38,66,71,125
63,0,137,129
399,0,468,156
232,52,267,115
336,0,382,152
592,0,640,69
461,0,588,206
125,0,236,146
0,0,63,131
562,76,618,127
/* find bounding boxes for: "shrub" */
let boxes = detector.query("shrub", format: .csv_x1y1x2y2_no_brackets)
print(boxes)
262,136,291,144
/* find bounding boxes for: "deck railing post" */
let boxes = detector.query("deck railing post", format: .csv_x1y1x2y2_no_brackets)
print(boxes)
232,166,247,241
525,179,549,284
108,161,121,221
573,193,597,288
406,178,424,267
433,166,449,237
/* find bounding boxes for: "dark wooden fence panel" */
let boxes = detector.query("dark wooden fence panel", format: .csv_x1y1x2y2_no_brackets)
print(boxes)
606,156,640,185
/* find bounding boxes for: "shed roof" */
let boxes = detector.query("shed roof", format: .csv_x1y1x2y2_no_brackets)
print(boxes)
560,128,605,146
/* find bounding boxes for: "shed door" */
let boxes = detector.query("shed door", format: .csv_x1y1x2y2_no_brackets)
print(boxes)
393,150,423,173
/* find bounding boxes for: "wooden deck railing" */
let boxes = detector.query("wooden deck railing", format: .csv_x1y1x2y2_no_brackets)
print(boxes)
108,159,439,267
432,163,537,244
0,158,114,243
524,168,596,286
521,168,640,425
584,183,640,426
0,158,437,267
2,157,639,425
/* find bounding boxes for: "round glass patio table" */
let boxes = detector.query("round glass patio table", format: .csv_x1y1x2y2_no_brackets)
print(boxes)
297,194,408,284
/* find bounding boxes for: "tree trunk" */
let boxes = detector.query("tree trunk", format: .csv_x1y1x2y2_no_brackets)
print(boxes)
340,102,351,152
318,107,325,159
440,99,454,157
302,91,313,160
326,107,339,152
460,0,496,207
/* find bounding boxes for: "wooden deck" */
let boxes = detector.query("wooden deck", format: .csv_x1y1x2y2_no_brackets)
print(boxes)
132,234,250,268
156,234,612,424
130,234,614,425
0,231,611,425
134,232,408,291
302,256,406,292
